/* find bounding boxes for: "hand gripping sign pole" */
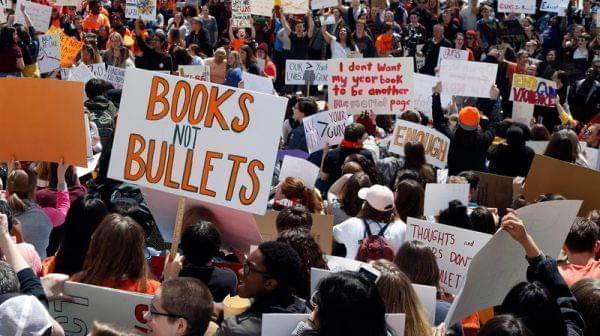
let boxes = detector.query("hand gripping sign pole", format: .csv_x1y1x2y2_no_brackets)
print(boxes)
168,198,186,261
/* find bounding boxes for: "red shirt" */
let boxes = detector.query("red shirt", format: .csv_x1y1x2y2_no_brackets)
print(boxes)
559,259,600,286
0,45,23,73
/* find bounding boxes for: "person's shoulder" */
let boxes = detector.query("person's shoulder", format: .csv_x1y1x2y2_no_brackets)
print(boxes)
218,312,262,336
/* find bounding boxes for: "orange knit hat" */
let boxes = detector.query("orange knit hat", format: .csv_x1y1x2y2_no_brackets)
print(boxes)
458,106,481,131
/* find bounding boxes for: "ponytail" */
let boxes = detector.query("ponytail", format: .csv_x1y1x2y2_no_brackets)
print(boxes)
7,193,27,213
303,187,323,214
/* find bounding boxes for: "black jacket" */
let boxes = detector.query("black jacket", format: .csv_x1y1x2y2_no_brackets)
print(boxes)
488,144,535,177
185,29,213,57
135,35,173,72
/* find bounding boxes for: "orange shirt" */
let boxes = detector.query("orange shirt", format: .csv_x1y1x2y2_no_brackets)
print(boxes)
558,259,600,286
82,13,111,32
505,61,527,85
231,37,246,51
375,34,393,56
71,278,161,295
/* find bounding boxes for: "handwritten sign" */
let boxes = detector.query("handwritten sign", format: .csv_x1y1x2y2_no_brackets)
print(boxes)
311,0,337,9
497,0,536,14
108,69,287,215
436,47,469,69
439,60,498,98
0,0,10,24
285,60,328,85
179,65,211,82
87,63,106,78
424,183,470,216
480,20,528,45
303,109,349,153
282,0,309,14
49,281,151,335
540,0,569,14
251,0,273,17
412,74,451,118
406,218,492,295
232,0,252,28
125,0,157,21
69,63,95,84
58,30,84,68
103,66,127,89
15,0,52,33
328,58,414,114
388,119,450,169
509,74,557,107
38,33,61,74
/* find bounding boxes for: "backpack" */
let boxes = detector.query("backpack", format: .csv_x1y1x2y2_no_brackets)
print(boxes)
355,220,395,262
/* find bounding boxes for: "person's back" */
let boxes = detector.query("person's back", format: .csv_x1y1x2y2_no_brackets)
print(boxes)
488,125,535,177
85,78,116,149
14,203,53,259
559,219,600,286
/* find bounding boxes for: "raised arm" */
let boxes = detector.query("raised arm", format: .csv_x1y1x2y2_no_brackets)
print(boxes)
307,11,315,38
280,10,291,35
228,18,235,41
20,3,33,31
431,82,454,140
249,17,256,39
321,24,334,44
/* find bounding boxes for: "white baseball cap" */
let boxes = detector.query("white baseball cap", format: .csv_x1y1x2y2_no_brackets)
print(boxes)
358,185,395,212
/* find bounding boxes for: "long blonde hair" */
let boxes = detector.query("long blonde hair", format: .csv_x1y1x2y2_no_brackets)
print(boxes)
228,50,242,70
372,259,432,336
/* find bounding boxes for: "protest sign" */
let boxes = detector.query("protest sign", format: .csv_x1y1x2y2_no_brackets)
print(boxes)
104,65,127,89
179,65,210,82
445,200,582,326
540,0,570,14
232,0,252,28
479,20,528,45
328,58,414,114
583,147,599,171
311,0,337,9
285,60,328,85
125,0,157,21
15,0,52,33
474,171,514,211
406,218,492,295
510,74,557,107
251,0,273,17
497,0,536,14
262,314,405,336
87,63,106,78
424,183,470,216
439,60,498,98
59,30,84,68
525,141,587,155
50,0,81,5
49,281,151,335
279,155,319,189
523,154,600,216
0,0,9,24
38,33,61,74
282,0,309,14
108,69,287,215
412,74,451,118
0,78,87,166
436,47,469,68
69,63,95,84
388,120,450,169
511,102,535,125
241,72,275,95
143,188,262,251
303,109,349,154
254,210,333,254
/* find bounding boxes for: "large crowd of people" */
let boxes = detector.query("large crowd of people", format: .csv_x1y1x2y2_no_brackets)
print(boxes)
1,0,600,335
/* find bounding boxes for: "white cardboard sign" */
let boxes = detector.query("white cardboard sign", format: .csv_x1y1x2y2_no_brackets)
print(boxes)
251,0,273,17
279,155,320,189
281,0,309,14
125,0,157,21
232,0,252,28
424,183,470,216
285,60,328,85
439,60,498,98
436,47,469,69
179,65,211,82
540,0,570,14
38,33,61,74
49,281,151,335
498,0,536,14
388,120,450,169
412,73,451,118
108,69,287,215
103,65,127,89
87,63,106,79
15,0,52,33
328,58,414,114
241,72,274,95
445,200,582,326
406,217,493,295
68,63,95,84
311,0,338,9
303,109,349,154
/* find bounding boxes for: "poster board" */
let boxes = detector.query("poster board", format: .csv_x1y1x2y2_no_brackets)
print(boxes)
57,29,84,68
87,63,106,78
479,20,528,45
303,109,349,154
15,0,52,33
406,218,492,295
412,74,451,118
436,47,469,69
540,0,570,14
424,183,470,216
232,0,252,28
0,78,87,166
241,72,275,95
474,171,515,210
523,154,600,216
125,0,157,21
388,119,450,169
251,0,273,17
49,281,151,335
38,33,61,74
69,63,95,84
279,155,319,189
281,0,309,14
445,200,582,326
254,210,334,254
510,74,557,107
285,60,328,85
107,69,287,215
497,0,536,14
104,66,127,89
328,58,414,114
439,60,498,98
311,0,337,9
179,65,211,82
512,102,535,125
0,0,10,24
526,141,586,155
143,187,262,251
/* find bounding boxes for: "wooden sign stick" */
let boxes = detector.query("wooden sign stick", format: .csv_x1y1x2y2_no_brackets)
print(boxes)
168,197,186,261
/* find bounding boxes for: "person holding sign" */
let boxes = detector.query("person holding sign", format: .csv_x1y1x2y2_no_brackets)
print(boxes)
0,26,25,77
83,0,111,33
102,32,135,68
134,18,173,72
420,24,452,75
15,4,41,78
320,24,359,59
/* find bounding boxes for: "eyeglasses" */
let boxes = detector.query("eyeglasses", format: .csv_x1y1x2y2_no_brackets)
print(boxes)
147,302,186,320
243,261,271,276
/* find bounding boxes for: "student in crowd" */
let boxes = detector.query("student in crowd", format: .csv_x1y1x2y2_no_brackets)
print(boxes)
469,206,497,235
15,5,40,78
320,25,358,59
255,42,276,80
204,47,228,84
420,24,452,75
223,50,243,87
239,44,260,75
216,241,310,336
0,26,25,77
570,279,600,336
558,218,600,286
85,78,117,148
328,172,372,226
0,200,42,273
102,32,134,68
277,228,328,300
134,19,173,72
275,206,313,233
402,141,436,184
394,178,425,223
71,214,160,294
186,16,212,57
273,177,322,214
333,184,406,261
371,259,433,336
581,123,600,148
479,315,532,336
294,271,389,336
488,125,535,177
144,277,213,336
286,96,319,158
544,129,588,167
